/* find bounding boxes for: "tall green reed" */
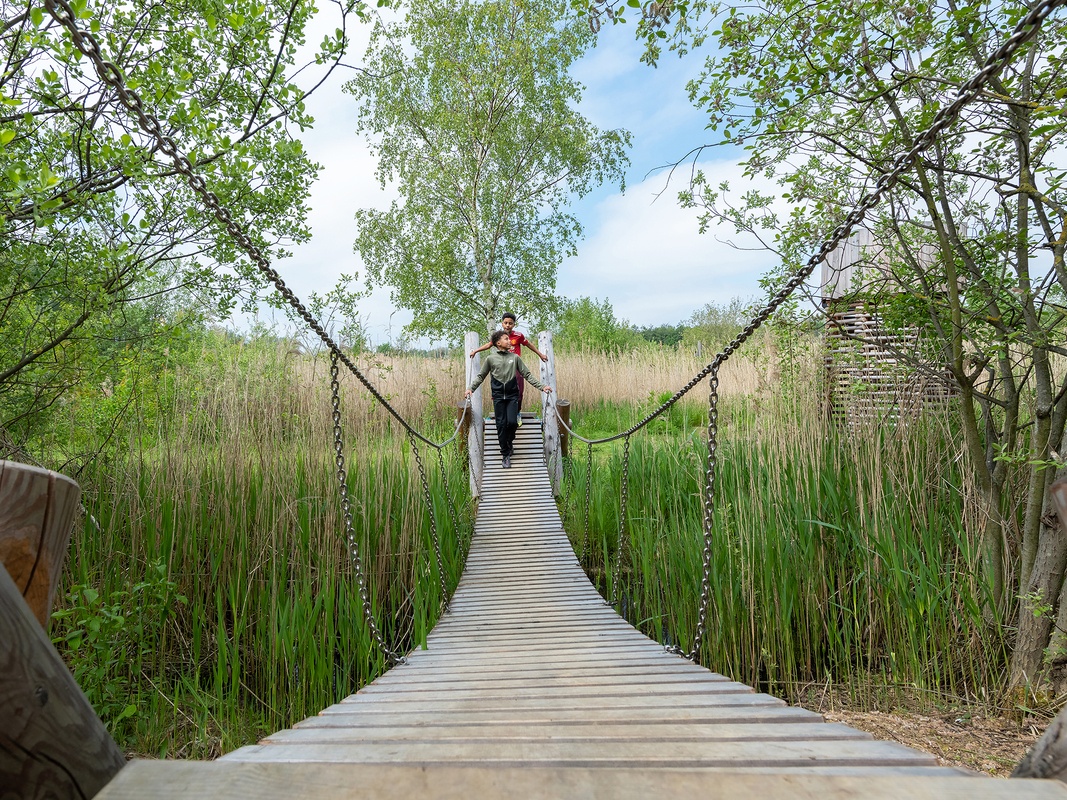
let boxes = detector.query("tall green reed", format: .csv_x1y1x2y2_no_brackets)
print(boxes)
53,336,472,756
562,390,1008,705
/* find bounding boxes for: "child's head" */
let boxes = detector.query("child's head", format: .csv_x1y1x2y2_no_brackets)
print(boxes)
491,329,511,349
501,312,516,331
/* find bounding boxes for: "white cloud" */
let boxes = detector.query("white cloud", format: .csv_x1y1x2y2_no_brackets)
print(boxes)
558,158,779,326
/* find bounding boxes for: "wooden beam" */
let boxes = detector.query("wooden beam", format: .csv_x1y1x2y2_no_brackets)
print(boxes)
0,560,126,797
0,460,81,629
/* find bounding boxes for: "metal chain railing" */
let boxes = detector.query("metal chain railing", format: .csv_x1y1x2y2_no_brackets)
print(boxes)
435,447,465,550
42,0,477,661
557,0,1067,661
329,353,405,664
581,442,593,563
408,431,451,610
45,0,1066,664
610,435,632,605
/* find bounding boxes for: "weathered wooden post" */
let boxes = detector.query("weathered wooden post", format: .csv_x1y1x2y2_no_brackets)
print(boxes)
556,399,571,458
0,460,126,798
0,461,81,628
539,331,562,496
464,332,485,498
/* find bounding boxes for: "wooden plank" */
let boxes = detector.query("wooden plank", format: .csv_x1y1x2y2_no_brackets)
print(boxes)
336,692,776,712
301,705,820,727
336,684,758,704
357,673,734,695
374,658,710,677
220,738,940,767
97,762,1067,800
262,722,870,744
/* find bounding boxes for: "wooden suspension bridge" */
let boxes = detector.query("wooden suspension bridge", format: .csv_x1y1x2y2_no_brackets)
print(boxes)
7,418,1067,798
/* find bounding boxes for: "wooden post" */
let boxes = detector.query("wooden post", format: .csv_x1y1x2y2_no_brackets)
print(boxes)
539,331,562,496
556,399,571,458
1013,477,1067,782
464,332,484,498
0,460,81,629
0,461,126,798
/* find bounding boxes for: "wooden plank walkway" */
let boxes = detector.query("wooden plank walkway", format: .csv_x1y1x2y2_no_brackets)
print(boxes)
100,418,1066,798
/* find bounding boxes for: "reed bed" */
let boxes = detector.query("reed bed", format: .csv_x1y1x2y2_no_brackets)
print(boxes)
559,363,1007,705
55,337,471,756
49,331,1004,756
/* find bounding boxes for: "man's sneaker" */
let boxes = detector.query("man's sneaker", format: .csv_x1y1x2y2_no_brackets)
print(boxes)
517,416,523,427
502,455,512,469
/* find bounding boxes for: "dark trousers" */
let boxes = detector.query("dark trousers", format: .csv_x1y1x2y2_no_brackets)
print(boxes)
493,395,520,458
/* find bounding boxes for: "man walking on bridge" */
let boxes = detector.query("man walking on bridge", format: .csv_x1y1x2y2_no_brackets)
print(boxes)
466,330,552,469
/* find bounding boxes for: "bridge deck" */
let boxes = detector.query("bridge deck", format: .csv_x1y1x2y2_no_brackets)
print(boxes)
99,419,1065,798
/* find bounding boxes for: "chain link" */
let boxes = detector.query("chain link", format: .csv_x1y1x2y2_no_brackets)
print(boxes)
436,447,464,548
582,442,593,564
612,436,632,606
689,365,720,661
408,432,451,612
330,353,405,664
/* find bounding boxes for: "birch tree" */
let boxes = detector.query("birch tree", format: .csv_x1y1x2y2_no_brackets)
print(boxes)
346,0,630,342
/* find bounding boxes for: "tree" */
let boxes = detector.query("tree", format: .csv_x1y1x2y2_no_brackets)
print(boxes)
1,0,361,458
682,298,750,351
637,323,685,347
345,0,630,343
660,0,1067,690
552,295,642,353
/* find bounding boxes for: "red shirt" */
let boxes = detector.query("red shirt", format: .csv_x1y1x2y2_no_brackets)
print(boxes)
508,331,529,356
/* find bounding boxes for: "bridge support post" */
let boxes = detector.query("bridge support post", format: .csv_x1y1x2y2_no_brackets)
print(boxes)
539,331,562,496
0,460,126,798
464,332,484,498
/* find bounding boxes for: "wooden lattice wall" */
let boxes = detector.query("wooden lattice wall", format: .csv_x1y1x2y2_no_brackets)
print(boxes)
821,229,954,425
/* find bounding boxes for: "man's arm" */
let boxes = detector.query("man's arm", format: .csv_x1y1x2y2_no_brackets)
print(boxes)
515,357,552,393
526,342,548,362
465,358,492,395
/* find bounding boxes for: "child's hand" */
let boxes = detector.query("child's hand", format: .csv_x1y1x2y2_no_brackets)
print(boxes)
540,354,548,362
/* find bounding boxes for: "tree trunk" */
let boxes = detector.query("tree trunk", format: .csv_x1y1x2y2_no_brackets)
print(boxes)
1010,493,1067,690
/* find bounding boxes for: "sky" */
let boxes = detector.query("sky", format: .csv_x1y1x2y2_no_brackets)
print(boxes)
249,7,777,347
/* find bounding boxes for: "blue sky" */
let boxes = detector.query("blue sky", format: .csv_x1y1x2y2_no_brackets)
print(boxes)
255,8,776,347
